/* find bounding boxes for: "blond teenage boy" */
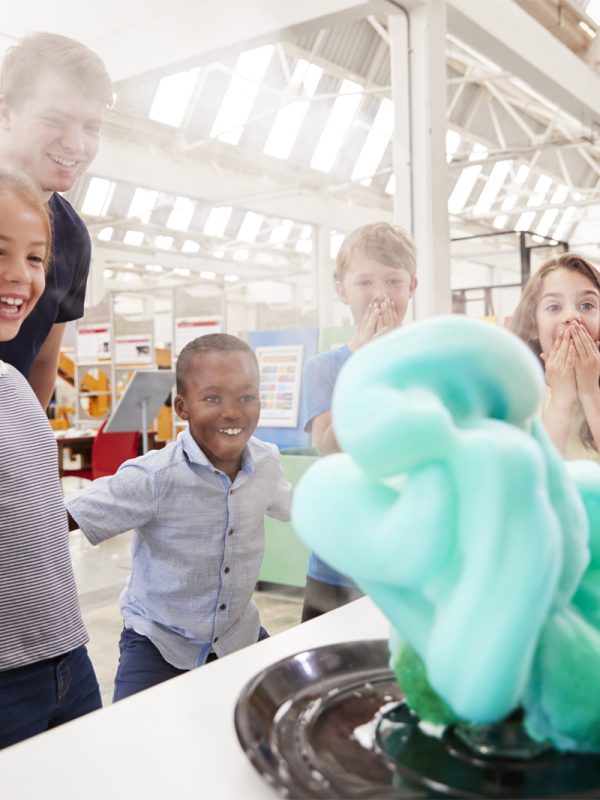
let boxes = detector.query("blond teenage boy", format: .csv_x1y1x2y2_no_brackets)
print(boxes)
300,222,418,621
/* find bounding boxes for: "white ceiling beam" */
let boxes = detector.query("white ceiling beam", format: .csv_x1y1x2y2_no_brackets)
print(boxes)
446,0,600,128
92,137,390,231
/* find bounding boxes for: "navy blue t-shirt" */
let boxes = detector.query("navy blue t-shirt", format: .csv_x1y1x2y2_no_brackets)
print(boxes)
0,193,91,377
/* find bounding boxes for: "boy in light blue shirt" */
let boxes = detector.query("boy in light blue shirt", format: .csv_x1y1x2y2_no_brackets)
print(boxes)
67,334,292,701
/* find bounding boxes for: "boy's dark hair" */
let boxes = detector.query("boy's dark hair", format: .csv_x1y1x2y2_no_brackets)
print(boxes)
0,32,112,108
176,334,257,394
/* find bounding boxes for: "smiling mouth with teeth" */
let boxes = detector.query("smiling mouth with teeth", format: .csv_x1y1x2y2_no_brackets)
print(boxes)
0,296,25,315
49,154,79,168
219,428,243,436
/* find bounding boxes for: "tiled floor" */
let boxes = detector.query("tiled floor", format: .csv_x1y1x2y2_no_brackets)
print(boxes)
65,478,303,706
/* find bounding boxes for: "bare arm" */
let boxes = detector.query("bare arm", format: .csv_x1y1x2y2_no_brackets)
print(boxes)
311,410,341,456
541,330,577,455
27,322,65,410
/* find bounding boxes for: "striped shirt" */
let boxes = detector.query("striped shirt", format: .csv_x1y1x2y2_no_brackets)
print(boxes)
0,362,87,671
67,428,292,670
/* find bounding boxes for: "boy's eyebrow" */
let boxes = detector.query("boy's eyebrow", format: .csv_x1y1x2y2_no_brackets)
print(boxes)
0,233,46,247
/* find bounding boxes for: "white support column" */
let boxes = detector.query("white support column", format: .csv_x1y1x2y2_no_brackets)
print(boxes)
389,0,451,318
87,256,108,309
314,224,336,331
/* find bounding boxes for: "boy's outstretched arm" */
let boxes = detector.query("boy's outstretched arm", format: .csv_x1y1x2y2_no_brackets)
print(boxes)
311,410,341,455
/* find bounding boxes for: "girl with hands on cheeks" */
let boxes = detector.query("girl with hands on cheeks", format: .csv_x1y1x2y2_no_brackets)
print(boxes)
512,253,600,461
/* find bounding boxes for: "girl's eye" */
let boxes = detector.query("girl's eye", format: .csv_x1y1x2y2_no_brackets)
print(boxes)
580,302,596,311
545,304,560,312
28,255,45,266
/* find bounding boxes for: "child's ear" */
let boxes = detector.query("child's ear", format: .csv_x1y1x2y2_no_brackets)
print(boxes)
173,394,189,421
409,276,418,298
335,278,350,305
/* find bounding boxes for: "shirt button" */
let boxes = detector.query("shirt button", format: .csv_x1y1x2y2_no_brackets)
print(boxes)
219,603,227,611
227,528,234,536
213,636,219,643
224,566,230,574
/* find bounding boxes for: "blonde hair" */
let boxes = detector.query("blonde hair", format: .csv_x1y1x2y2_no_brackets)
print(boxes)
0,32,112,109
336,222,417,281
510,252,600,451
0,167,52,270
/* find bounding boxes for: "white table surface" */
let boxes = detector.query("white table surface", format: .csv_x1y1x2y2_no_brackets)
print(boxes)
0,598,389,800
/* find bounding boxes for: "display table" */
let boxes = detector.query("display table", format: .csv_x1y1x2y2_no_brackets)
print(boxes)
0,598,389,800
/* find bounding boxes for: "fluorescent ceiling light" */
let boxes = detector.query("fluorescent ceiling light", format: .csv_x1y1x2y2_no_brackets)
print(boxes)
224,274,240,282
351,98,394,184
237,211,264,243
210,45,274,145
149,70,198,127
233,248,250,262
128,188,158,224
310,79,362,173
81,177,114,216
515,210,536,231
124,230,144,246
501,194,518,211
181,239,200,253
203,206,232,237
493,214,508,229
200,270,216,279
473,159,512,215
173,267,191,276
295,224,313,254
167,196,195,231
263,60,323,160
514,164,530,184
103,269,114,279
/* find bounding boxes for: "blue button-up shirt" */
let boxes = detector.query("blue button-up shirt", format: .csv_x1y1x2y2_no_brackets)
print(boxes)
66,428,292,669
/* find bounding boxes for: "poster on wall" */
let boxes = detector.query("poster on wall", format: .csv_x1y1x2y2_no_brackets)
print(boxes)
174,316,222,356
76,323,111,362
115,335,153,366
256,345,304,428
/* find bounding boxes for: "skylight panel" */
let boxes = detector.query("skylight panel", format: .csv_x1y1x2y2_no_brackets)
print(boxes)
224,274,240,282
97,226,113,241
237,212,264,243
310,79,362,173
550,184,569,204
535,208,560,237
149,70,197,127
210,45,274,145
501,194,518,211
81,177,114,216
446,129,461,163
263,60,323,160
473,159,512,215
552,206,577,240
128,188,158,224
527,175,553,207
200,270,216,279
155,235,174,250
182,239,200,253
493,214,508,229
586,0,600,25
233,248,250,261
174,267,191,276
203,206,232,237
295,224,313,254
351,98,394,185
167,196,195,231
515,210,536,231
514,164,530,184
330,231,345,259
268,218,293,246
447,144,488,214
385,174,395,195
124,230,144,246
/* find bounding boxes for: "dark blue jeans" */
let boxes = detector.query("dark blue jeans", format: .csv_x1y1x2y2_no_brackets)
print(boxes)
114,626,269,702
0,645,101,750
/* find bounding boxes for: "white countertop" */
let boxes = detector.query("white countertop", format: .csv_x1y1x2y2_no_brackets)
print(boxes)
0,598,389,800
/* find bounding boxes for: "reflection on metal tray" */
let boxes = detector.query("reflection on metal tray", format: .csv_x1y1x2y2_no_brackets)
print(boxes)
234,639,424,799
234,639,600,800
